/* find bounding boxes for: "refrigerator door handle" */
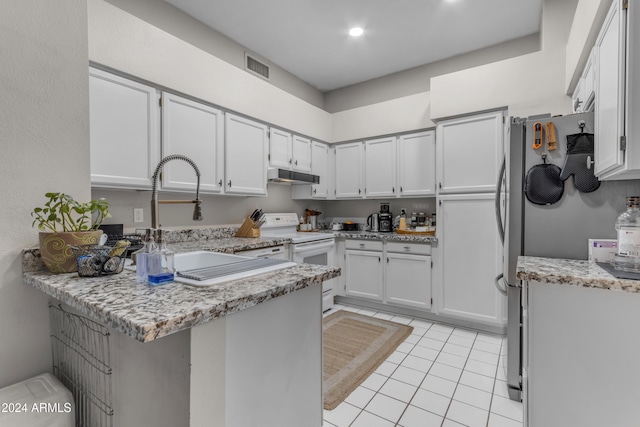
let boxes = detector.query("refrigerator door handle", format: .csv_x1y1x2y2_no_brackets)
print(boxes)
494,273,508,296
495,154,507,244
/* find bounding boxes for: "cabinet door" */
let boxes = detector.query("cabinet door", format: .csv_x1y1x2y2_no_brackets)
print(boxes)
89,68,160,189
438,195,504,327
311,141,328,198
594,0,626,176
269,128,292,170
583,50,595,111
436,111,504,194
572,78,585,113
364,136,397,198
386,253,432,310
398,131,436,197
225,113,268,196
161,93,224,194
345,250,383,301
292,135,312,172
335,142,364,198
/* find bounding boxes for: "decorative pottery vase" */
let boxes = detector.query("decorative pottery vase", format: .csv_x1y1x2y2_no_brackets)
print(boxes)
39,231,104,273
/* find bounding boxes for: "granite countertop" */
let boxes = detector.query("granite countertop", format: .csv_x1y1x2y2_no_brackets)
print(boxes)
23,232,339,343
325,230,437,244
167,236,291,254
517,256,640,293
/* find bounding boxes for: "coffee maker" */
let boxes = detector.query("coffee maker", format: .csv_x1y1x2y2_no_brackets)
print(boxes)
379,203,393,232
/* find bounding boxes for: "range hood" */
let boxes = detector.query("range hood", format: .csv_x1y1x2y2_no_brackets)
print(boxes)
267,168,320,184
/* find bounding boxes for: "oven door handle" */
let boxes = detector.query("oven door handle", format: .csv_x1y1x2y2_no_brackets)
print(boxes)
291,240,335,253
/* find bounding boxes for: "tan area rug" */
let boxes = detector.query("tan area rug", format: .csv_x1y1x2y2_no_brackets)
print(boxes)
323,310,413,410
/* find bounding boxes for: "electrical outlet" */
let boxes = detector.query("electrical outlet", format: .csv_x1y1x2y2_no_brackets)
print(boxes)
134,208,144,223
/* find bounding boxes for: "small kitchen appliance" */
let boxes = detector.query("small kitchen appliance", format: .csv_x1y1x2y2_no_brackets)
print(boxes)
367,213,380,232
378,203,393,232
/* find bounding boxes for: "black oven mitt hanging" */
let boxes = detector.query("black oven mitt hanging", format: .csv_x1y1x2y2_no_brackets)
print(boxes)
559,132,600,193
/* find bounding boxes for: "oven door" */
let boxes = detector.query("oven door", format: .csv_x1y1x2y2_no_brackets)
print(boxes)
292,239,336,311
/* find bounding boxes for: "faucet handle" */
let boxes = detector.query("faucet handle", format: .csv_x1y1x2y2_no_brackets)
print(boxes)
193,199,203,221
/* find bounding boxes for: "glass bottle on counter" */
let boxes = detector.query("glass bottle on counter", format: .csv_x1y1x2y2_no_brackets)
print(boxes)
147,229,175,285
133,228,155,283
399,209,407,230
613,196,640,272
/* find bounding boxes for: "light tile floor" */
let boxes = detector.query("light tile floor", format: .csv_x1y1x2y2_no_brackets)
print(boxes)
323,304,523,427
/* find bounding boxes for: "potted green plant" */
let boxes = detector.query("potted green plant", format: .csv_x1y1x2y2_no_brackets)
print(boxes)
31,192,110,273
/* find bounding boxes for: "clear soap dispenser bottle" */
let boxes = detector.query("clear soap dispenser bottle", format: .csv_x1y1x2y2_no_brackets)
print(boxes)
134,228,155,283
147,229,175,285
613,196,640,272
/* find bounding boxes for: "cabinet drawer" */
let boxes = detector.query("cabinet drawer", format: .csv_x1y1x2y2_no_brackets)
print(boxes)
345,239,383,251
386,242,431,255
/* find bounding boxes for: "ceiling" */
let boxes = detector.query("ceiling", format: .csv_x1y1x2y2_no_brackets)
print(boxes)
164,0,543,92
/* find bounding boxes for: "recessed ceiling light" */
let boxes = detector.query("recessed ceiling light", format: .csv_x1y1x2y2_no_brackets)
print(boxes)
349,27,364,37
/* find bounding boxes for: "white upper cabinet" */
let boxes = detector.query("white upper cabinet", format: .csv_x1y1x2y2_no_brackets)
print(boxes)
269,128,293,170
398,130,436,197
335,142,364,198
269,129,312,173
292,135,312,173
161,92,224,194
573,50,595,113
89,67,160,189
225,113,268,196
364,136,397,198
594,0,638,179
436,110,505,194
311,141,328,198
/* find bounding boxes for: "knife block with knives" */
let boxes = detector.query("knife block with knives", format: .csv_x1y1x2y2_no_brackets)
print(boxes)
235,209,264,238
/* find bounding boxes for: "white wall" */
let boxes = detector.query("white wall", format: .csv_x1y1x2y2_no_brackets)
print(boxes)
93,184,311,230
0,0,89,387
104,0,325,109
430,0,578,120
331,92,434,143
88,0,332,142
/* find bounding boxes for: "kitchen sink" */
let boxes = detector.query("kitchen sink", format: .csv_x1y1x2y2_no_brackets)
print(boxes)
173,250,296,287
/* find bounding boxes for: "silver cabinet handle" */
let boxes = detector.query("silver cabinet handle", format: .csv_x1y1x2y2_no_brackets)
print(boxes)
392,187,395,193
404,246,411,251
295,160,298,166
289,159,292,164
359,243,365,247
313,188,317,194
218,179,222,187
228,180,232,187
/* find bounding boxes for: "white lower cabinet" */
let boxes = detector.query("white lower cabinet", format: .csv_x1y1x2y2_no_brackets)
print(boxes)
386,252,432,310
344,240,432,309
345,249,384,301
437,194,504,327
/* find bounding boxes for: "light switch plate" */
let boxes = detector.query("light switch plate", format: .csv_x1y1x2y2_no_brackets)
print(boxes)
134,208,144,223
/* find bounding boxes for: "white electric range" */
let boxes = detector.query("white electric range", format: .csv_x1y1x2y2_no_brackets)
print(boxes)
260,213,336,311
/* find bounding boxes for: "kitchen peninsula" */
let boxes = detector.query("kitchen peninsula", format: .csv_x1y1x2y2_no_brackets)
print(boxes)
23,231,340,427
517,256,640,427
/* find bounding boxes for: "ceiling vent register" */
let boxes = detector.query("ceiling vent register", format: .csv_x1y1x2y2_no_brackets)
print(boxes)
245,54,270,80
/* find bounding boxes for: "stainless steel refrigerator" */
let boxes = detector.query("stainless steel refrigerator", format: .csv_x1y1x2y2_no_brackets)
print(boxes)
496,111,634,401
